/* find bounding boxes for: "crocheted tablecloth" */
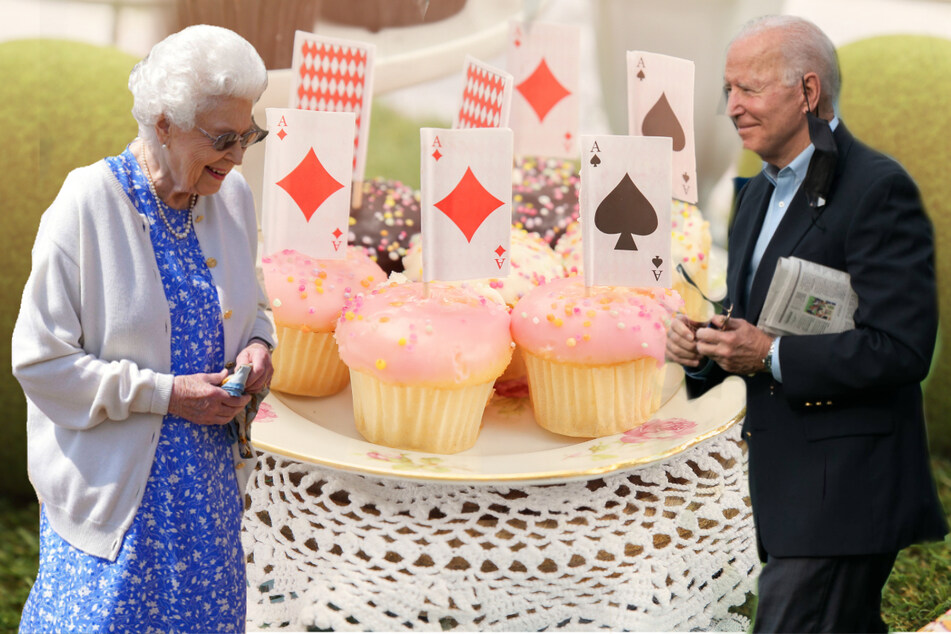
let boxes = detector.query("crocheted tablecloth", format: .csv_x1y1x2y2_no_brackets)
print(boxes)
242,423,759,631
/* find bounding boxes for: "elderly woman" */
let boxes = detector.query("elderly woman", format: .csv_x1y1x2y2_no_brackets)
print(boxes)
13,25,274,632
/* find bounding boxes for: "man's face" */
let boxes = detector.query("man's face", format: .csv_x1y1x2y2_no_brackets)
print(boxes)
723,29,810,168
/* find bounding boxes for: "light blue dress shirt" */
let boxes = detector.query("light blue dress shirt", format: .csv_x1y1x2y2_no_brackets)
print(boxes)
750,117,839,382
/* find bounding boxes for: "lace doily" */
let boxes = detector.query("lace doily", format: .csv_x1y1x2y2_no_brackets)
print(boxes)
242,424,758,632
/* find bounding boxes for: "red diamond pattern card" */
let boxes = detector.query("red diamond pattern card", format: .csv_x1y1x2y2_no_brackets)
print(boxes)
290,31,375,185
452,55,514,130
507,21,580,159
420,128,513,282
627,51,697,204
262,107,355,259
580,134,671,288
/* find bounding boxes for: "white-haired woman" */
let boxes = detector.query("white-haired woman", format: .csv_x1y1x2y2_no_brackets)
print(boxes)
14,25,274,632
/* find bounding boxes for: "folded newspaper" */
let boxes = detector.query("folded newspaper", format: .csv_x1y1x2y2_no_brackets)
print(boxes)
757,256,858,336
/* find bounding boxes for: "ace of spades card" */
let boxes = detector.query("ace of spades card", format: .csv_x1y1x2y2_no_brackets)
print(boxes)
580,135,671,288
626,51,697,204
262,108,355,260
420,128,513,283
507,21,580,158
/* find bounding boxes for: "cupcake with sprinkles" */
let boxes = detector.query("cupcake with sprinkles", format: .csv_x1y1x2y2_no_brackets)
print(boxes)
348,177,421,275
262,246,385,396
335,279,513,454
511,276,683,438
511,157,580,247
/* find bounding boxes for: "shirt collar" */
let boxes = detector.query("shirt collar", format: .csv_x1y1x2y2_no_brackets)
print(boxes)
763,116,839,187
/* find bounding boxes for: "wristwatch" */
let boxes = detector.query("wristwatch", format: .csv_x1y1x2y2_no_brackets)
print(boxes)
762,338,776,374
249,337,274,353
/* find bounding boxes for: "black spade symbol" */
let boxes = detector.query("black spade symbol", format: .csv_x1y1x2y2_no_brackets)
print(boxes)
636,69,646,81
652,256,663,268
595,173,658,251
590,154,601,167
641,92,686,152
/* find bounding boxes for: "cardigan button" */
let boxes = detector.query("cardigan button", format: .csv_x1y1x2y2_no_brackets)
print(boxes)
206,257,217,268
223,309,233,319
195,215,204,223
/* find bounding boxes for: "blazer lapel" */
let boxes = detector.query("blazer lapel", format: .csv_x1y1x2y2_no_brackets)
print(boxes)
728,179,772,320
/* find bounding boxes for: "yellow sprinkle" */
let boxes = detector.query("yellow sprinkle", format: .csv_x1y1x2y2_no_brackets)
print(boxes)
361,279,371,288
375,359,387,370
582,334,591,341
315,287,324,294
553,318,563,327
380,316,390,323
381,229,389,237
349,217,356,225
566,337,577,347
344,311,356,321
398,337,407,346
586,309,596,318
286,276,294,282
546,314,555,322
583,320,591,327
299,292,307,299
317,271,328,279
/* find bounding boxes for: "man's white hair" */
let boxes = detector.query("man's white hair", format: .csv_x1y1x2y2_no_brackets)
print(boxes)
733,15,840,111
129,24,267,145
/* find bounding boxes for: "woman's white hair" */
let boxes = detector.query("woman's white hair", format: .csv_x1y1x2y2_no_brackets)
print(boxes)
129,25,267,145
733,15,841,112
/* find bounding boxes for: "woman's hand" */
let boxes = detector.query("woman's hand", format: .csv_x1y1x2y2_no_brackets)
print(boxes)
168,369,251,425
236,339,273,394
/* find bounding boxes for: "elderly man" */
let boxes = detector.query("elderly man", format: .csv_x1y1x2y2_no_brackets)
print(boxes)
666,15,947,633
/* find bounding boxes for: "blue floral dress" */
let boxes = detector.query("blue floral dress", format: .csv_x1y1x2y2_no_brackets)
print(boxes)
19,148,246,633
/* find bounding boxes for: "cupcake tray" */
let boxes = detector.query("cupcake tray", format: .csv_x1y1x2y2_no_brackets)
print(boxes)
251,365,746,484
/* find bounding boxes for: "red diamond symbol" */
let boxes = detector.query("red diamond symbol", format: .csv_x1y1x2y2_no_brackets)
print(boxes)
277,128,287,140
332,227,343,239
276,148,344,222
495,245,506,257
432,149,443,161
434,166,505,243
516,58,571,123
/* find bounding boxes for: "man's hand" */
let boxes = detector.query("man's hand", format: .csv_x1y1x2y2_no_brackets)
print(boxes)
696,314,774,375
236,339,273,394
666,314,707,368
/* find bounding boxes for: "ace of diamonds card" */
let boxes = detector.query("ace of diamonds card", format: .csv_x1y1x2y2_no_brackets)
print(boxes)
507,20,580,158
627,51,697,204
580,135,671,288
261,107,355,259
420,128,513,283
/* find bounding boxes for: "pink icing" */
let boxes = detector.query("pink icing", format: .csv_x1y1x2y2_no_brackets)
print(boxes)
261,247,386,332
510,277,683,366
335,281,513,386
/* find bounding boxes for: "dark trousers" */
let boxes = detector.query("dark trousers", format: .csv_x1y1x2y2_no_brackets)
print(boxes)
752,551,898,633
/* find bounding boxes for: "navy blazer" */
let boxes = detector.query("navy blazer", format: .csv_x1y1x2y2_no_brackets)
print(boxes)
688,123,948,558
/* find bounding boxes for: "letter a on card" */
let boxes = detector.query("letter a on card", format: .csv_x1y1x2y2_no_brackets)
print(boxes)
627,52,697,203
262,108,354,260
580,134,671,288
420,128,513,282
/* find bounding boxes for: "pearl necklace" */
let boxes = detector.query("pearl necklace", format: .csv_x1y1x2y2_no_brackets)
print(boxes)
141,149,197,240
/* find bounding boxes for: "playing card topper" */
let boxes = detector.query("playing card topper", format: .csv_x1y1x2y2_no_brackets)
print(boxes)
507,20,580,158
420,127,514,283
290,31,375,183
580,134,672,288
452,55,514,130
626,51,697,204
262,108,355,260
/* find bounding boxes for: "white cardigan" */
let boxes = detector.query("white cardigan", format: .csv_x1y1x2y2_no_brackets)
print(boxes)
12,160,274,561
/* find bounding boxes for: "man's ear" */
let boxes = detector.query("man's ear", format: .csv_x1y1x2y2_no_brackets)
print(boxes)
802,72,822,115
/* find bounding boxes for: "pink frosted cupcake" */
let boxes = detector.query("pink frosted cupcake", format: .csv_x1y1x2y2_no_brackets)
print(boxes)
335,280,513,454
262,247,385,396
511,277,682,437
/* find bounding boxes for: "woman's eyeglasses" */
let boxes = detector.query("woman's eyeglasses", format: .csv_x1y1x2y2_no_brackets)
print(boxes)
197,120,268,151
